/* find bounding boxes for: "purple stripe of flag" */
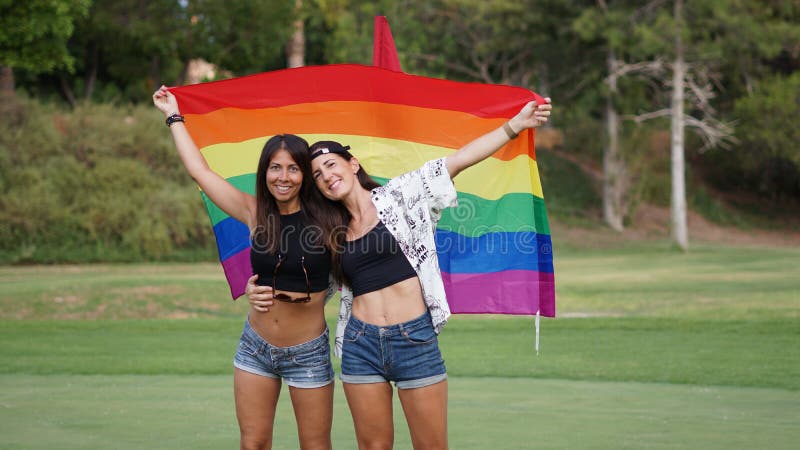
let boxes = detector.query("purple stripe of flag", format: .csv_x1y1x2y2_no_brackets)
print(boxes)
221,248,251,299
442,271,555,316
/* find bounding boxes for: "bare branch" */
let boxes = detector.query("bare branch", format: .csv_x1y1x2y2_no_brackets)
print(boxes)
605,58,666,84
471,48,494,84
623,109,738,151
623,108,672,123
479,62,494,84
684,115,738,151
682,65,727,119
685,75,715,114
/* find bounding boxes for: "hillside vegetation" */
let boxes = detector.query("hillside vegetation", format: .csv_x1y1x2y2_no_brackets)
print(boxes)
0,98,214,263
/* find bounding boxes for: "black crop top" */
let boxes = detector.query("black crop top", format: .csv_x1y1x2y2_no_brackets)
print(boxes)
341,220,417,297
250,211,331,292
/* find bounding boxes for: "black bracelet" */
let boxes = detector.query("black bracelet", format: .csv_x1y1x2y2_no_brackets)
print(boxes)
166,113,185,127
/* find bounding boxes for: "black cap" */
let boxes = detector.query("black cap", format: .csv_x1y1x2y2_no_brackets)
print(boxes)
310,141,352,160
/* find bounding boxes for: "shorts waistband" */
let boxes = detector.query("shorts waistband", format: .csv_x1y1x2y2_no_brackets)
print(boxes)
347,311,432,338
243,317,329,356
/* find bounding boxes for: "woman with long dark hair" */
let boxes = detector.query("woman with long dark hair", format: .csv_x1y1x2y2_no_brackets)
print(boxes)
153,85,345,450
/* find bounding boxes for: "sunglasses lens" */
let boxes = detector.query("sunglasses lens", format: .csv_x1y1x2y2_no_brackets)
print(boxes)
272,254,312,303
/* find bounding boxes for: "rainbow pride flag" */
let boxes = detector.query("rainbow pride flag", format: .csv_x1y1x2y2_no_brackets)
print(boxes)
172,64,555,317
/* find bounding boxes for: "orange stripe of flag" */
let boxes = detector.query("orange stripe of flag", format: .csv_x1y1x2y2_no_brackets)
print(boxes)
184,101,535,162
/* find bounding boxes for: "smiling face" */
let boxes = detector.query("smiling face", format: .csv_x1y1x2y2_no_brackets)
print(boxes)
311,153,360,201
266,149,303,212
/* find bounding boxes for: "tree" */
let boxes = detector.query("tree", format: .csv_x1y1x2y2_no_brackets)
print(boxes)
51,0,295,103
669,0,688,249
307,0,398,65
399,0,582,88
703,1,800,204
574,1,649,231
59,0,186,103
627,0,795,249
0,0,90,96
573,1,681,232
603,49,626,232
637,3,717,250
185,0,294,75
287,0,305,68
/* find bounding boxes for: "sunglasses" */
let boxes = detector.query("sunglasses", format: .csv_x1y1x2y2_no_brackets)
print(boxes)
272,254,312,303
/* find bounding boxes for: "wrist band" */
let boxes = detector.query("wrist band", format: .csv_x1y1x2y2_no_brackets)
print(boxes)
502,121,519,139
166,113,185,127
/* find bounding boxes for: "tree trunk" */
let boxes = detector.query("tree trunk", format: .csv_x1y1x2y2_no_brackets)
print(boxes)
671,0,689,250
84,41,99,99
603,50,626,232
59,74,77,108
286,0,305,68
0,65,14,97
149,55,161,92
174,60,190,87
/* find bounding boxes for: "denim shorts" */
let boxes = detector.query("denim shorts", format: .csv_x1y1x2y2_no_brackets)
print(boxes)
340,311,447,389
233,318,334,389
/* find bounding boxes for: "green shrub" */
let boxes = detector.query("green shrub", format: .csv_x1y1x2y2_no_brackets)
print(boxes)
728,73,800,201
536,148,601,225
0,97,214,263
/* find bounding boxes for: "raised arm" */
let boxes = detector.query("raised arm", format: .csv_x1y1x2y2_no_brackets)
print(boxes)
445,98,552,178
153,86,256,228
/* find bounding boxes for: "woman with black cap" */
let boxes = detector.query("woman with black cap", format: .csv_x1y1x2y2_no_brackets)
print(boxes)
249,98,551,448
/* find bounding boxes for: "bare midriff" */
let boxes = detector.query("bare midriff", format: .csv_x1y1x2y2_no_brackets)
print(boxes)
351,277,427,326
248,289,328,348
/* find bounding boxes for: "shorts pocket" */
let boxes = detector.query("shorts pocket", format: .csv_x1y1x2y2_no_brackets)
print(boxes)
292,342,328,367
401,325,436,345
342,325,363,344
237,337,260,357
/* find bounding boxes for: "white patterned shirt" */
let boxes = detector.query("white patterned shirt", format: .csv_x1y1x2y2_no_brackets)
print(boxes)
333,158,458,357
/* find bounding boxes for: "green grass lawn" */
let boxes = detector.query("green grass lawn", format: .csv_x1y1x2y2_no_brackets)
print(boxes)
1,317,797,389
1,245,798,448
2,375,797,450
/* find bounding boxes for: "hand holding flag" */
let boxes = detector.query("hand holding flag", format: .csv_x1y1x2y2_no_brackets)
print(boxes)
510,98,552,132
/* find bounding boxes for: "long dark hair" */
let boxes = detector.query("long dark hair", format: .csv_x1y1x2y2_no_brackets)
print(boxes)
254,134,347,256
309,140,381,282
